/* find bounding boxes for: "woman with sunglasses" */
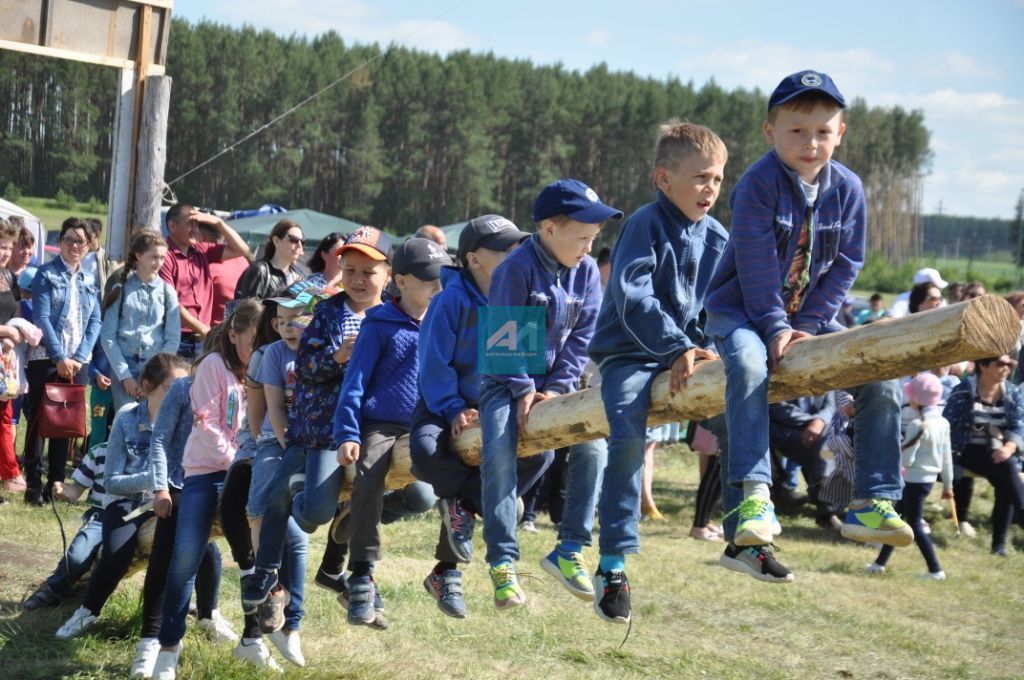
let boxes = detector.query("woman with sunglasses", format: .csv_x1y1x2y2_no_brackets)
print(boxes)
944,355,1024,555
21,218,102,505
235,220,307,301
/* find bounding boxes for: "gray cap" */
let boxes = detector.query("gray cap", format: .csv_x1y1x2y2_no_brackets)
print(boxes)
457,214,530,262
393,237,452,281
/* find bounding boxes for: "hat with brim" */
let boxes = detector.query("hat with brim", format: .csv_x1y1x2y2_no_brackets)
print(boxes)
458,214,531,261
334,226,391,262
263,296,307,310
393,237,452,281
533,179,623,224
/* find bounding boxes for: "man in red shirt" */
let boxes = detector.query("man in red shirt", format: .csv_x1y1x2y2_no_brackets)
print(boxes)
159,203,250,358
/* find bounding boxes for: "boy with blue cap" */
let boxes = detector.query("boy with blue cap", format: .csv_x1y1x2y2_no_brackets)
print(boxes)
704,70,913,582
480,179,620,611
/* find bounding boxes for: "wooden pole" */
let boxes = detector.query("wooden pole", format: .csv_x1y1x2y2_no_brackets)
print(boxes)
132,75,172,232
124,4,153,249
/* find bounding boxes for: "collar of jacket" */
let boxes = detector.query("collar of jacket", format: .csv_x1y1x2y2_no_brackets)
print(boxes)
528,232,568,277
769,149,845,208
655,190,705,233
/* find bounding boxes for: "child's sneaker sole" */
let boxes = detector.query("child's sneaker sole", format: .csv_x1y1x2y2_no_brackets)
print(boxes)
538,553,594,602
841,523,913,548
719,545,794,583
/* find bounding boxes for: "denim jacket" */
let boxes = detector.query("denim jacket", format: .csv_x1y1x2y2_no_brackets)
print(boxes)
104,400,156,503
34,256,102,363
943,377,1024,453
100,273,181,382
151,376,193,491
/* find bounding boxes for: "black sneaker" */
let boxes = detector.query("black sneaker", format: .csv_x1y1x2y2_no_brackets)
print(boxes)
719,542,794,583
314,567,349,595
24,585,62,610
24,488,44,506
241,568,278,614
257,586,290,634
592,568,631,624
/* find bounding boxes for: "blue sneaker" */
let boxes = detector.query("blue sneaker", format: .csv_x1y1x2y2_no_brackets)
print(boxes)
734,497,782,547
423,568,467,618
439,497,475,563
539,548,594,601
841,499,913,547
346,576,389,629
241,569,278,614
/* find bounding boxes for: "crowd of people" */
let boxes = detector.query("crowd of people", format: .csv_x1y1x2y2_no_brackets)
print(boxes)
1,68,1022,678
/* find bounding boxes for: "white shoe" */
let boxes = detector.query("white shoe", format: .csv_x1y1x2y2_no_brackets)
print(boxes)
197,609,239,643
233,638,282,672
864,562,886,574
267,629,306,667
519,520,538,533
152,646,180,680
920,570,947,581
56,606,97,639
130,638,161,679
958,521,977,538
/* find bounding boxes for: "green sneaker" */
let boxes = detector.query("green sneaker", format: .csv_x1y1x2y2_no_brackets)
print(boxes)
539,548,595,601
841,499,914,547
733,496,782,546
489,562,526,610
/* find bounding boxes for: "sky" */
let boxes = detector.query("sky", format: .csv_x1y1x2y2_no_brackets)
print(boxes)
172,0,1024,220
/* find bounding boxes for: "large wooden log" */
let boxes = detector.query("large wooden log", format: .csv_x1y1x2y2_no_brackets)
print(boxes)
379,295,1018,488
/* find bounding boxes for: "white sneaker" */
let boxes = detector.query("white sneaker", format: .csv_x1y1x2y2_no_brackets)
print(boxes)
519,520,538,533
130,638,162,679
864,562,886,574
56,606,97,639
197,609,239,643
233,638,282,672
920,570,947,580
959,521,977,538
267,629,306,667
152,646,180,680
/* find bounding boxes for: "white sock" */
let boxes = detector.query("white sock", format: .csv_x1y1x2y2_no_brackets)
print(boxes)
239,567,255,577
321,570,344,580
851,498,868,507
743,481,771,500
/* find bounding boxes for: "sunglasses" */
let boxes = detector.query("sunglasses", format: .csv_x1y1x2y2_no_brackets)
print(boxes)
285,235,305,246
62,236,88,247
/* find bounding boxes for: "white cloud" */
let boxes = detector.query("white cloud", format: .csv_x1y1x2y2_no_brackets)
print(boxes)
913,51,995,80
586,27,610,48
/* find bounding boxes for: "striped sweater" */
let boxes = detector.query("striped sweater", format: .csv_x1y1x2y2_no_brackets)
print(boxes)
71,443,108,509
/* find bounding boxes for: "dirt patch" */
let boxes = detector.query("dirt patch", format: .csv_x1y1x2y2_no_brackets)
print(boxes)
0,538,53,572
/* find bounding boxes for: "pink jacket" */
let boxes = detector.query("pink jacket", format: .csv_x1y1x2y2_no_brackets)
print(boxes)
183,352,245,477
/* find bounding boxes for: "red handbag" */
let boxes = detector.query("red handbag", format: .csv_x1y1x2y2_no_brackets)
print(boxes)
36,380,87,439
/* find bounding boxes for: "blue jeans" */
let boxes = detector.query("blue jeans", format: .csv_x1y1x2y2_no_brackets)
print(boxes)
247,438,286,518
479,378,555,565
46,507,104,596
597,359,660,555
177,337,202,360
110,354,146,413
280,518,308,631
558,439,607,547
159,471,225,648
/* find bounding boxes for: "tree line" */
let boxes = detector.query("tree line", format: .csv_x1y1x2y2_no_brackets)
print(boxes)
0,18,931,258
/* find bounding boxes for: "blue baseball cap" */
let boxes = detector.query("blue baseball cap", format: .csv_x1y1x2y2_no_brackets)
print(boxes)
768,70,846,111
533,179,623,224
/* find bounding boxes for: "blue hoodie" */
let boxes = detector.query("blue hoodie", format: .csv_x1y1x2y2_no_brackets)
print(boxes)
589,191,728,368
419,267,486,424
705,149,866,342
333,299,421,445
485,234,601,399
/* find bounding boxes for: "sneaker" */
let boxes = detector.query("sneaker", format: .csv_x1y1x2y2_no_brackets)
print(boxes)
56,605,97,639
152,646,180,680
288,473,306,497
232,638,282,672
130,638,161,679
992,544,1008,557
197,609,239,643
338,579,389,630
920,570,946,580
488,562,526,610
257,586,290,634
314,567,348,595
346,575,379,626
267,629,305,667
734,497,782,546
329,501,352,544
864,562,886,574
841,500,914,547
592,568,631,624
539,548,595,601
423,568,467,618
815,513,844,533
241,568,278,614
439,497,475,563
24,488,44,506
958,521,977,538
519,520,538,533
719,543,794,583
24,585,62,610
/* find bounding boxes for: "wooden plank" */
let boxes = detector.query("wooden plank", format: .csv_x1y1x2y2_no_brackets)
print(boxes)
0,38,165,73
132,74,172,235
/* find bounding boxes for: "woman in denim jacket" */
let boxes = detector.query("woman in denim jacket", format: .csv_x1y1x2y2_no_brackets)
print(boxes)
55,353,190,640
22,218,103,505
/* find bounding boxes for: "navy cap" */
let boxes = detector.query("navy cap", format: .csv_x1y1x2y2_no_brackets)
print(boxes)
392,237,452,281
533,179,623,224
458,214,531,262
768,70,847,111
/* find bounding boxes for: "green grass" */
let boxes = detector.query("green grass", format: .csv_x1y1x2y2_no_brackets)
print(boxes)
2,444,1023,679
9,196,107,234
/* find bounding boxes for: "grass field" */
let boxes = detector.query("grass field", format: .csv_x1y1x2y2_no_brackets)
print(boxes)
1,444,1022,679
6,196,108,234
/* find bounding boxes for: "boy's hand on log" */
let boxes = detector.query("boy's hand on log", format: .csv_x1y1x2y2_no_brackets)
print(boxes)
516,391,550,434
337,441,360,466
451,408,479,438
670,348,718,394
768,330,810,374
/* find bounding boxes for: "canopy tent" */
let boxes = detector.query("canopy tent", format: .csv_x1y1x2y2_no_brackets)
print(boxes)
0,198,47,263
226,208,365,247
439,221,468,254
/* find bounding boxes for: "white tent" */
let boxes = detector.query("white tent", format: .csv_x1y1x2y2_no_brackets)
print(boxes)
0,198,46,263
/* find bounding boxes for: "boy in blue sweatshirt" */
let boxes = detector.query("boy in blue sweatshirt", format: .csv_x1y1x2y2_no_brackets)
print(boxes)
587,121,729,624
334,237,452,628
411,214,555,619
704,70,912,581
480,179,621,611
